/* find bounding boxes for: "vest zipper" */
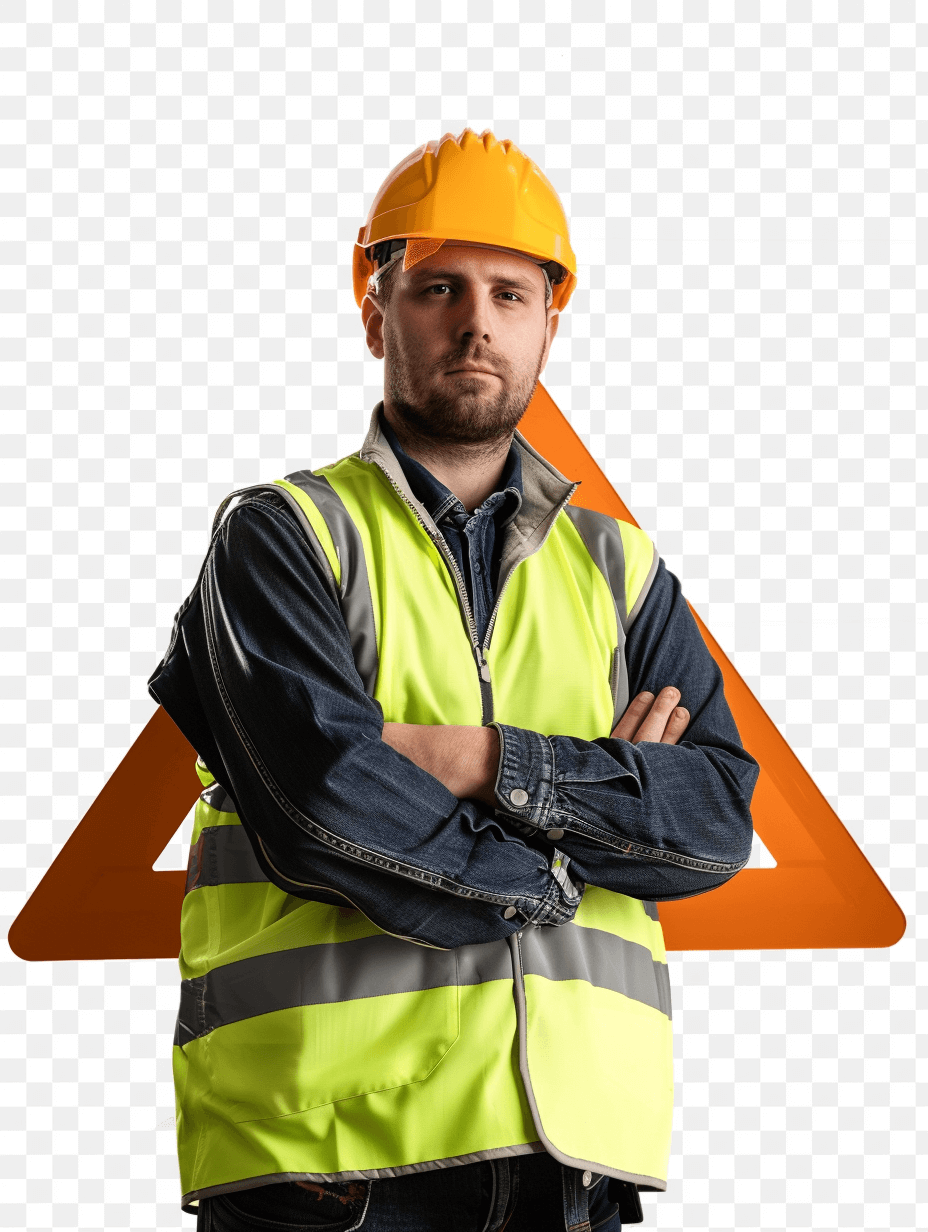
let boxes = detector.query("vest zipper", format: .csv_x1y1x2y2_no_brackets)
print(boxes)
378,470,495,724
377,465,579,725
481,481,580,655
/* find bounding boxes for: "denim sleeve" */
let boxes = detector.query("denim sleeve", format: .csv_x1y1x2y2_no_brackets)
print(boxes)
148,490,577,949
491,559,758,901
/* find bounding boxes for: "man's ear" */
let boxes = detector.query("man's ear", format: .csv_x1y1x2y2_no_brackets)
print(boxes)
539,309,560,372
361,293,385,360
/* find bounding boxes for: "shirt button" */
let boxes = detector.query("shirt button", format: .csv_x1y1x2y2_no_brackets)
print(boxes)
582,1171,592,1187
509,788,529,807
546,828,565,841
503,907,517,920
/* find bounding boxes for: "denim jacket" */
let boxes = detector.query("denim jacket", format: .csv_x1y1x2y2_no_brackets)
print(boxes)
148,412,758,950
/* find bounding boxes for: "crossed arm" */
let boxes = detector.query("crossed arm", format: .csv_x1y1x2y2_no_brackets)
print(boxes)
383,687,692,808
151,491,758,948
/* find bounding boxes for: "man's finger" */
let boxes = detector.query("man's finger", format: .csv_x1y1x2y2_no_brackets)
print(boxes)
660,706,690,746
632,687,682,744
610,691,654,741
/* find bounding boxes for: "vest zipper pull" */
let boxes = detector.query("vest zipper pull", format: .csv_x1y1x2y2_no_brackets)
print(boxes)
477,652,491,683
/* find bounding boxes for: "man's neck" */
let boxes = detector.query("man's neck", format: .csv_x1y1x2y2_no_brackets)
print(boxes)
382,407,514,514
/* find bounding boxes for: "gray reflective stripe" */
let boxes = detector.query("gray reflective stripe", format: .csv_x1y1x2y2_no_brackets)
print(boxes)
284,469,379,696
185,825,267,894
181,1142,548,1209
627,544,659,629
174,920,670,1044
520,923,672,1021
175,934,513,1042
564,505,629,630
564,505,629,728
641,900,660,922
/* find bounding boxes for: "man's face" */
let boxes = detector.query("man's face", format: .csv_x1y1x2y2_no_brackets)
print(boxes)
363,245,559,449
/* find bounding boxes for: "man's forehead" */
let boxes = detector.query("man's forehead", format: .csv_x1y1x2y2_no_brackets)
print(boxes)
405,244,547,284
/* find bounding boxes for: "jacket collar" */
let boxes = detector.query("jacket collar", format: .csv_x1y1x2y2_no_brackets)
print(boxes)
358,402,579,572
377,408,523,528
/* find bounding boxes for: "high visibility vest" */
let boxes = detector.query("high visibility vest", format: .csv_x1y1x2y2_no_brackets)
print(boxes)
173,415,673,1210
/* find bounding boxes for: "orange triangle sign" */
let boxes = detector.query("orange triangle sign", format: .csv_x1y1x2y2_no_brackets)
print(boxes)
8,384,905,960
8,705,198,961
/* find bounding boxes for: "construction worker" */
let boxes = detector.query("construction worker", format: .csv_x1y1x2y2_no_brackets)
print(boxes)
150,129,758,1232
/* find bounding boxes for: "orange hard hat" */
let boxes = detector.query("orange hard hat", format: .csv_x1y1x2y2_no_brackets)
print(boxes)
353,129,578,311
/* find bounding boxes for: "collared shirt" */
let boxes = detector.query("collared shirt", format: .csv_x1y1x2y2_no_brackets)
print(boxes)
378,413,522,646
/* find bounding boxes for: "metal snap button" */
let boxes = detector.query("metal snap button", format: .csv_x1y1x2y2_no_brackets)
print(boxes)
546,827,565,840
503,906,517,920
582,1170,592,1187
509,788,529,807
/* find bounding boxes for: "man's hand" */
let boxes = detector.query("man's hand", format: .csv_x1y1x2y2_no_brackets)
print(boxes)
610,688,690,744
382,723,500,808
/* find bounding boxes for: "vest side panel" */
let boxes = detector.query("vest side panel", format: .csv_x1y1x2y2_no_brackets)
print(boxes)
574,885,667,963
521,972,673,1185
179,883,384,982
177,979,535,1202
176,809,533,1194
486,515,617,739
181,798,374,982
321,458,484,725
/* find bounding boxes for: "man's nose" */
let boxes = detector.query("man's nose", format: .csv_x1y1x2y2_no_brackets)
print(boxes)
453,286,493,344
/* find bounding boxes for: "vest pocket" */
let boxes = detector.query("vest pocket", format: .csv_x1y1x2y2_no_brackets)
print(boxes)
221,982,461,1123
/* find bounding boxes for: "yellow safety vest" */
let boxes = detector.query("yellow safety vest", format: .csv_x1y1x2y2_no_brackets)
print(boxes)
173,410,673,1210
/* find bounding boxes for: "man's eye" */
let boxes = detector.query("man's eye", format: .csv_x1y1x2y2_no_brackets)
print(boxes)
426,284,453,295
498,291,521,302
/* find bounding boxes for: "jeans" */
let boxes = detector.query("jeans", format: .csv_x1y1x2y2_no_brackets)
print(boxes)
194,1153,622,1232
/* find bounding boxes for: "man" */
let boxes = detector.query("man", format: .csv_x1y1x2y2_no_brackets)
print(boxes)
150,129,758,1232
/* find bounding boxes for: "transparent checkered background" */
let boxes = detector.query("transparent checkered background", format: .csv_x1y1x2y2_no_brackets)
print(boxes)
1,4,924,1229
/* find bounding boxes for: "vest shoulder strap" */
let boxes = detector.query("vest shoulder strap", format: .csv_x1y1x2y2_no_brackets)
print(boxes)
563,507,658,634
563,507,659,730
277,471,380,697
208,476,379,697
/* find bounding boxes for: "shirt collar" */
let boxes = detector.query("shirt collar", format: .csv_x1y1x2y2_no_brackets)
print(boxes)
377,409,523,526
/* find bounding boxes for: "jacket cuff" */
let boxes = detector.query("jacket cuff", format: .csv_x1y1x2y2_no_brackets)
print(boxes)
491,723,555,831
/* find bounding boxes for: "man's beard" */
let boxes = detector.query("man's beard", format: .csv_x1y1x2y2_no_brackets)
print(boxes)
384,328,545,454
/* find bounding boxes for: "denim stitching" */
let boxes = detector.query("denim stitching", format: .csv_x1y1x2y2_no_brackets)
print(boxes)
540,815,751,874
